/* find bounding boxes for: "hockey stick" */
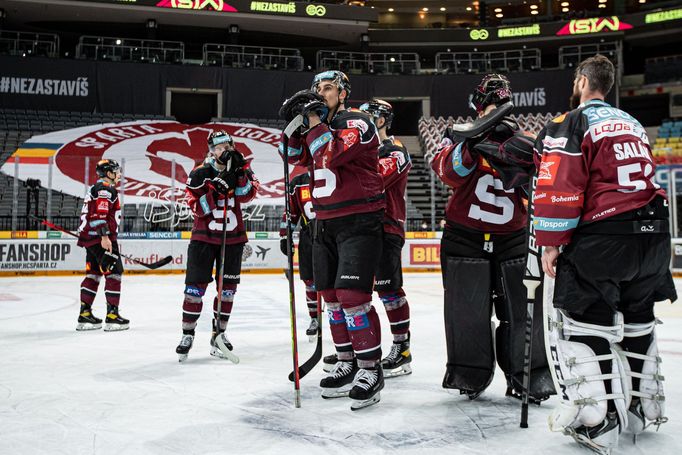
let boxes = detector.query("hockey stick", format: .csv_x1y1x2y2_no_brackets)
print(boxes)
288,291,322,382
520,174,541,428
29,215,173,270
213,195,240,364
282,114,305,407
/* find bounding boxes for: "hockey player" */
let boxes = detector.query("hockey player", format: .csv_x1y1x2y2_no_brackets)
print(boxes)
322,99,413,377
278,170,319,341
175,130,258,362
279,71,385,410
431,74,554,401
535,55,677,453
76,159,128,332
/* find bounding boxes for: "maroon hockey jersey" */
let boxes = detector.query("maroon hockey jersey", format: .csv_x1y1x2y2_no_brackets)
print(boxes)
279,172,316,237
279,109,385,220
378,137,412,238
432,135,528,234
185,161,258,245
533,99,667,246
77,180,121,248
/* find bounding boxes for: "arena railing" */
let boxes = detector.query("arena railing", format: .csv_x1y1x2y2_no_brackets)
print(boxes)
0,30,60,58
435,48,541,74
316,50,421,75
203,43,304,71
76,36,185,64
558,42,620,69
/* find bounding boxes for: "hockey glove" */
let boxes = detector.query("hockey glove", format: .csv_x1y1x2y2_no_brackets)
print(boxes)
212,176,230,195
99,250,119,274
279,90,328,124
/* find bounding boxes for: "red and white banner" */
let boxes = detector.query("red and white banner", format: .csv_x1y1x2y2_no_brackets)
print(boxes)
1,121,293,205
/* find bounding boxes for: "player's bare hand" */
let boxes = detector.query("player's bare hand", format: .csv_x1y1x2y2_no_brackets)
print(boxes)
101,236,113,252
541,246,560,278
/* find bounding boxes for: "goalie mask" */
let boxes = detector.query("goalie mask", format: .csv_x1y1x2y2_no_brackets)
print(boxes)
359,99,394,130
470,74,512,114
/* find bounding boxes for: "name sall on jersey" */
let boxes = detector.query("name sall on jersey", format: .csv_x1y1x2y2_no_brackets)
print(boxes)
613,141,652,161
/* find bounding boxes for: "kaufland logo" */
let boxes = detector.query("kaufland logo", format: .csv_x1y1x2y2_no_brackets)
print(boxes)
556,16,633,35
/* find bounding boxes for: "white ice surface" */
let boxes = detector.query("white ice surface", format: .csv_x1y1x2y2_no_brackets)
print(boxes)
1,273,681,455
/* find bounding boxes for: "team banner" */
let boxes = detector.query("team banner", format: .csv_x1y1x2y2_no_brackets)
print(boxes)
0,120,290,205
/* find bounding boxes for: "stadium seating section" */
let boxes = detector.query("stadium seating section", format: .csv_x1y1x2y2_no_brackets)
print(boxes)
652,119,682,164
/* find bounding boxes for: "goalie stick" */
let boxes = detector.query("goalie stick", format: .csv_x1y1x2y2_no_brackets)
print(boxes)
520,174,542,428
29,215,173,270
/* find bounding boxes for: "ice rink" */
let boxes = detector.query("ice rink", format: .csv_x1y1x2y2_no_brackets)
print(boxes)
1,272,681,455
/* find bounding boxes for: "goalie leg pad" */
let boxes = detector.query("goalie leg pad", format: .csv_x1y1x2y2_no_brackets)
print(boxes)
496,257,555,400
547,310,629,433
620,319,666,433
442,257,495,394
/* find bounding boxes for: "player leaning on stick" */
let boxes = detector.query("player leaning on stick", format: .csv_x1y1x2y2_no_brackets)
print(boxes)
431,74,554,401
76,159,129,332
535,55,677,454
323,99,414,378
175,130,258,362
279,71,386,410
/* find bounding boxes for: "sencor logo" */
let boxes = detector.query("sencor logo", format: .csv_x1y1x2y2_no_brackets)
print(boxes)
306,4,326,16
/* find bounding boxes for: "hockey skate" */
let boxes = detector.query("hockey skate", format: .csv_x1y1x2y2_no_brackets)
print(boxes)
103,306,129,331
76,306,102,331
320,359,357,398
627,398,668,440
306,317,319,343
176,333,194,362
349,366,384,410
210,331,240,364
568,412,620,455
381,339,412,378
322,353,338,373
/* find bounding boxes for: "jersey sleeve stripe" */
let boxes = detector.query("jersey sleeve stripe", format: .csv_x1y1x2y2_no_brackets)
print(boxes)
451,142,476,177
199,194,211,215
309,132,333,154
278,143,303,157
235,180,252,196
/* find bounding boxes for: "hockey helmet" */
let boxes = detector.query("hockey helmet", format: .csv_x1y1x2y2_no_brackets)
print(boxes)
470,74,512,113
311,70,351,99
359,99,394,130
207,130,234,153
95,159,121,178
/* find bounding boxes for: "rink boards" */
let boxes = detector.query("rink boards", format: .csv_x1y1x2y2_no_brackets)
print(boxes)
0,231,444,276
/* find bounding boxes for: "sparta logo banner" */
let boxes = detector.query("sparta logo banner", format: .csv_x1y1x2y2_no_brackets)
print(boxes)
2,121,293,205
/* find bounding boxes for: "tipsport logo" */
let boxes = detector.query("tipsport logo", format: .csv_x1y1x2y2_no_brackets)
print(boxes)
306,4,326,16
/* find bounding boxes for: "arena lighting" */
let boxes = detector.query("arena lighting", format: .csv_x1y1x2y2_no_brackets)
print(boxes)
494,8,502,12
639,0,646,3
562,7,569,12
440,7,446,11
388,8,394,12
115,39,122,45
561,1,569,6
419,12,425,18
531,10,538,14
598,3,606,7
599,0,607,3
496,13,503,18
423,7,429,12
389,57,396,62
466,6,472,11
530,4,538,9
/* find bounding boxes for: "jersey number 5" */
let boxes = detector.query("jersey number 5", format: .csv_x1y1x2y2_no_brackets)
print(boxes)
208,197,238,232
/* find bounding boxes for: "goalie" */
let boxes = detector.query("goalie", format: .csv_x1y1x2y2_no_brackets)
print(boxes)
431,74,554,402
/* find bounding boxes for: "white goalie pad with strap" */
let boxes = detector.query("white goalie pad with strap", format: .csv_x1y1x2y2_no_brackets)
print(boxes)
618,319,667,433
546,309,629,433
